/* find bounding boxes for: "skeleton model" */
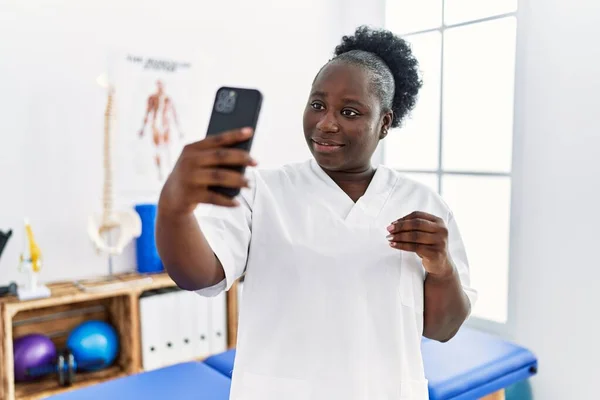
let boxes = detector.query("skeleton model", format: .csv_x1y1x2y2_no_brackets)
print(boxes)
87,84,142,276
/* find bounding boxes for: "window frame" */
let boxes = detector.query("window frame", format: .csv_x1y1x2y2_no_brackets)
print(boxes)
381,1,519,328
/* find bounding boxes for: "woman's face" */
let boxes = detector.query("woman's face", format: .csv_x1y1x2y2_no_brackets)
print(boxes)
303,61,392,173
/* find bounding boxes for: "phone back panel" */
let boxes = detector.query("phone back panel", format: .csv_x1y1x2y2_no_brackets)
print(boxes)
205,86,263,197
206,86,262,140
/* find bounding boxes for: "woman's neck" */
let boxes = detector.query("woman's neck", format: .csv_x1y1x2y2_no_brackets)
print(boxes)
322,164,377,203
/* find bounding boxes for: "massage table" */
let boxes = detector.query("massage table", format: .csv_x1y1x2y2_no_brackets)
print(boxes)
43,361,231,400
420,328,537,399
202,327,538,400
45,327,537,400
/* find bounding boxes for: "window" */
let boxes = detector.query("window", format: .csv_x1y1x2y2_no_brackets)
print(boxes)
384,0,518,323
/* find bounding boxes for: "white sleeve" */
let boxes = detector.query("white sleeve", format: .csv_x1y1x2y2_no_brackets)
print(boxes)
446,211,478,314
192,171,255,298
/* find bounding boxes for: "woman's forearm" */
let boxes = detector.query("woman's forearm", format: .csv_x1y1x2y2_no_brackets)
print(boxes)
422,263,471,342
155,208,224,291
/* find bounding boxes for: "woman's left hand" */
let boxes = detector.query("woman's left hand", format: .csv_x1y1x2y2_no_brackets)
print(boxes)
386,211,454,278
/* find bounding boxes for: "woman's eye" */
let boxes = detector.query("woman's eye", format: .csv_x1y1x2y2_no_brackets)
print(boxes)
342,109,359,117
311,102,324,110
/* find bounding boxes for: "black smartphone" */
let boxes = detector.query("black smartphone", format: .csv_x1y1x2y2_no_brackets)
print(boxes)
205,86,263,198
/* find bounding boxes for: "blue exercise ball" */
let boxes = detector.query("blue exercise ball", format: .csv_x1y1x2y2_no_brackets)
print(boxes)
67,320,119,371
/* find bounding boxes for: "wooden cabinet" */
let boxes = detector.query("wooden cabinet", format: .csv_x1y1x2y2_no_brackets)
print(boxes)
0,272,238,400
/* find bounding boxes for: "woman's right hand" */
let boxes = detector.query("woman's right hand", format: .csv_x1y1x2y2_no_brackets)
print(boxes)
158,127,257,216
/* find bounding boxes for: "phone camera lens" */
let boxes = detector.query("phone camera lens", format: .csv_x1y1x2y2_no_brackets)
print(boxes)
215,89,237,113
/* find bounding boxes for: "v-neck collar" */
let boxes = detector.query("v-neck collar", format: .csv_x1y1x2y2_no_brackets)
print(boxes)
308,158,398,224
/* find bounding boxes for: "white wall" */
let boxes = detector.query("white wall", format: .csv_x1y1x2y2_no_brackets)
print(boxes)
0,0,346,285
507,0,600,398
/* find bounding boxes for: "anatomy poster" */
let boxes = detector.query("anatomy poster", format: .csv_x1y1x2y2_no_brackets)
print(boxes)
109,52,212,199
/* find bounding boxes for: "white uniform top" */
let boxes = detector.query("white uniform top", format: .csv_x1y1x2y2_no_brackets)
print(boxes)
195,159,477,400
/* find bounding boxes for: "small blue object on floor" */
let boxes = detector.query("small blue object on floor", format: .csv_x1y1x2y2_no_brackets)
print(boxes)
422,328,537,400
202,327,538,400
43,362,231,400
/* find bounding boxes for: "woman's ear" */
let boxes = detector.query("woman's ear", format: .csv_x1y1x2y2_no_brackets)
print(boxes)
380,111,393,139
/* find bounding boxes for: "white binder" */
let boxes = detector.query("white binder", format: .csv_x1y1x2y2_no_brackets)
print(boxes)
194,292,211,359
178,290,199,363
140,289,229,368
160,290,182,367
209,292,228,354
139,292,163,371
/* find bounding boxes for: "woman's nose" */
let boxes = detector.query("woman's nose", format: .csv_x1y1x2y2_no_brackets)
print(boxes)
316,113,340,133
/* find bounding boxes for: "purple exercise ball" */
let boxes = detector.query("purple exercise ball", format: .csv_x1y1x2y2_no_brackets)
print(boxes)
13,334,57,382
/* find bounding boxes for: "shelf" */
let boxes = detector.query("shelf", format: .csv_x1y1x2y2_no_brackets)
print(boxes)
15,366,126,400
1,272,176,400
1,273,176,317
1,271,240,400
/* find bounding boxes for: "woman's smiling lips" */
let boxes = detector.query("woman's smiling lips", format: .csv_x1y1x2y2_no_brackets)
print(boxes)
311,138,345,153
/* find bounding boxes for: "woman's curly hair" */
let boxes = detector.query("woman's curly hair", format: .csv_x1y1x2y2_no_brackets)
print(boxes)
333,26,423,128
